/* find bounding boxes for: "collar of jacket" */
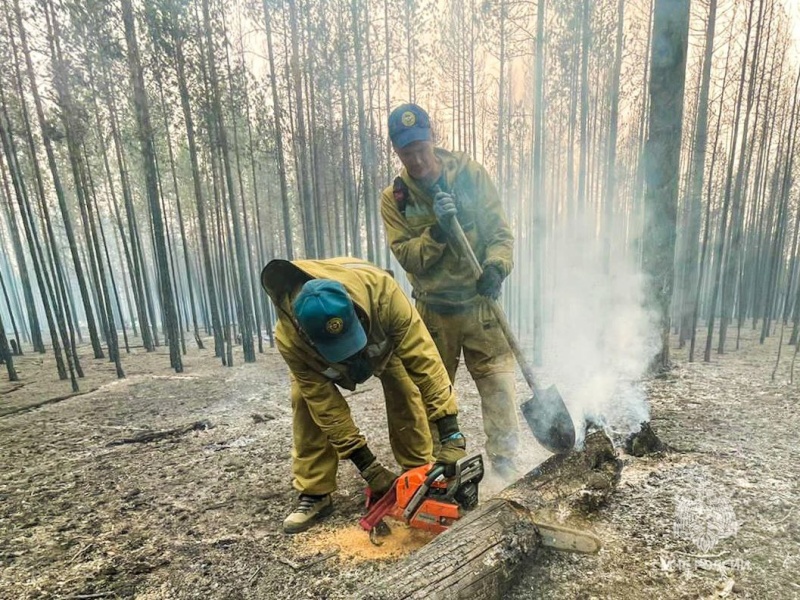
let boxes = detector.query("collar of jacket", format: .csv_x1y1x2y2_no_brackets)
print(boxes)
260,257,387,364
400,148,471,202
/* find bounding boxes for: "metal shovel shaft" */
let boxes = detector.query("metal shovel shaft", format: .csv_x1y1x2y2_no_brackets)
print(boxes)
447,217,540,392
446,216,575,454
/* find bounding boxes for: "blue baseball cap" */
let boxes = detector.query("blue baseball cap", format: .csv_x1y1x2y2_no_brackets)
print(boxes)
293,279,367,363
389,104,432,148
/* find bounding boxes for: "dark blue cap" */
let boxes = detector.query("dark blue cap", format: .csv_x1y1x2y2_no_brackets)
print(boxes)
388,104,432,148
293,279,367,363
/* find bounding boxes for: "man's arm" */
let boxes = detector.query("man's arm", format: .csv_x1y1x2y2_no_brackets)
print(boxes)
277,338,366,459
382,279,458,421
380,187,448,275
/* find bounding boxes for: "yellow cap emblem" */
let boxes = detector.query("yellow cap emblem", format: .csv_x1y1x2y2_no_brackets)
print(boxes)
325,317,344,334
401,111,416,127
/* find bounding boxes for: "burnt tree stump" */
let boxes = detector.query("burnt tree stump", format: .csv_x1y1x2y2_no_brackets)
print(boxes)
355,430,622,600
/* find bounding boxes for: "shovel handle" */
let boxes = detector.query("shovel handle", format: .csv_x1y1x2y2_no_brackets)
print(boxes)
446,216,542,396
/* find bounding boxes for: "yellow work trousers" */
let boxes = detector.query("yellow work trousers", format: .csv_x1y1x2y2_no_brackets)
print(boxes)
291,354,434,495
417,300,520,461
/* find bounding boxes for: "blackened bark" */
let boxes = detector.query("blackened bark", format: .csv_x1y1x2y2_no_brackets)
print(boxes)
120,0,182,372
642,0,690,371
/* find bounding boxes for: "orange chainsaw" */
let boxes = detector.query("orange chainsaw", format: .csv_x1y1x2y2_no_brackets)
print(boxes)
359,454,484,542
358,453,604,554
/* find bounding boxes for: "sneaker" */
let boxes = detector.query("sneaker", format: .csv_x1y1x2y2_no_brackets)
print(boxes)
491,457,519,483
282,494,334,534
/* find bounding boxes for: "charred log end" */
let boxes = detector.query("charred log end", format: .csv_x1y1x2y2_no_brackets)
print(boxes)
625,421,669,457
354,498,540,600
505,429,622,516
571,430,623,514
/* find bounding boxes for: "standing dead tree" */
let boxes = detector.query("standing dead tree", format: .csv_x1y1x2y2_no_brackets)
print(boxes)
641,0,690,371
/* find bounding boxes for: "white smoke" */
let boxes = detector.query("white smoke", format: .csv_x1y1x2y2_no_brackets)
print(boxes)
539,217,662,447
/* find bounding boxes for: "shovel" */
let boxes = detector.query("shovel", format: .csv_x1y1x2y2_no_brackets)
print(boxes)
445,216,576,454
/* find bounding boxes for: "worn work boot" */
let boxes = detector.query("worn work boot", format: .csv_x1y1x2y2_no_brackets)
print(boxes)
282,494,334,534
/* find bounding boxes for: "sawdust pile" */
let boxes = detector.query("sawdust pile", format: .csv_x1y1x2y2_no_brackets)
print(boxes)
295,520,435,563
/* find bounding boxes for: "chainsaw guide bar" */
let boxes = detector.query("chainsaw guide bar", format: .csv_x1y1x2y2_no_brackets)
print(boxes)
533,520,602,554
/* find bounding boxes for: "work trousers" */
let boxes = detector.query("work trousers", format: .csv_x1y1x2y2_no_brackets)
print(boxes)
417,300,520,461
291,354,434,495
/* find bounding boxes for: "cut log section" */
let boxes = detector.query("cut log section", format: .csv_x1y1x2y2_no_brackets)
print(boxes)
355,430,622,600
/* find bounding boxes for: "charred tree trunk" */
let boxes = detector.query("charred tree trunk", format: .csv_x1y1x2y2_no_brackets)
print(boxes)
0,307,18,381
0,231,22,352
0,138,41,352
531,0,546,366
13,0,103,360
222,18,262,354
262,0,294,261
642,0,690,371
100,63,155,351
704,0,756,361
0,83,71,385
679,0,717,349
689,16,736,362
201,0,255,363
121,0,182,372
351,0,376,263
79,144,125,378
287,0,317,258
173,30,224,358
602,0,624,274
576,0,590,213
152,49,203,352
717,0,765,354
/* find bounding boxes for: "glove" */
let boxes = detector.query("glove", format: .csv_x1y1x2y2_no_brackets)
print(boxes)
435,434,467,476
433,191,457,228
476,264,504,300
433,414,467,474
360,460,398,497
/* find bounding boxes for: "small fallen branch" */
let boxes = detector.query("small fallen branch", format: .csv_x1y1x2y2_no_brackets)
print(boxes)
0,389,95,419
68,543,94,565
248,566,263,586
277,550,339,571
106,420,214,446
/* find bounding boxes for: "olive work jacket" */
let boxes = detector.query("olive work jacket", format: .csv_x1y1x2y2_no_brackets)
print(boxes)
260,257,458,460
380,148,514,308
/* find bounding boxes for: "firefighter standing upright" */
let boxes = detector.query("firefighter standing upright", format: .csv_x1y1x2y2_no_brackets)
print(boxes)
380,103,520,480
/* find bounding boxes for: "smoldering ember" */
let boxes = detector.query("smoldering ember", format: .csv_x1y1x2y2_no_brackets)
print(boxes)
0,0,799,598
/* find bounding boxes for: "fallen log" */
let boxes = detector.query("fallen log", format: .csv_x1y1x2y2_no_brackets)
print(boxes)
355,430,622,600
106,420,214,446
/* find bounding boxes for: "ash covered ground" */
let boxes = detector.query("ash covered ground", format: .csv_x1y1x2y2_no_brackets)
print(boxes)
1,327,798,599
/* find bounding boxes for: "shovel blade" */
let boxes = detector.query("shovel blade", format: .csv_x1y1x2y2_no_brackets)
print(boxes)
521,385,575,454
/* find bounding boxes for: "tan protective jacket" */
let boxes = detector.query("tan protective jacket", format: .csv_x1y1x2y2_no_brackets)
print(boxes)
260,257,457,459
380,149,514,307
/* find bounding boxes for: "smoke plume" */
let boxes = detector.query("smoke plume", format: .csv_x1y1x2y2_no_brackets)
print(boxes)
539,218,662,447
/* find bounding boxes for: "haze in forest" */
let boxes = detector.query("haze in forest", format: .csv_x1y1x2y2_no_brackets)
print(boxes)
0,0,799,438
541,216,661,447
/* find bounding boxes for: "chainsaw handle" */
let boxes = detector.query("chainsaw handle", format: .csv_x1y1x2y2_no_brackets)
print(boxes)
402,464,446,522
424,464,447,483
359,486,398,532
